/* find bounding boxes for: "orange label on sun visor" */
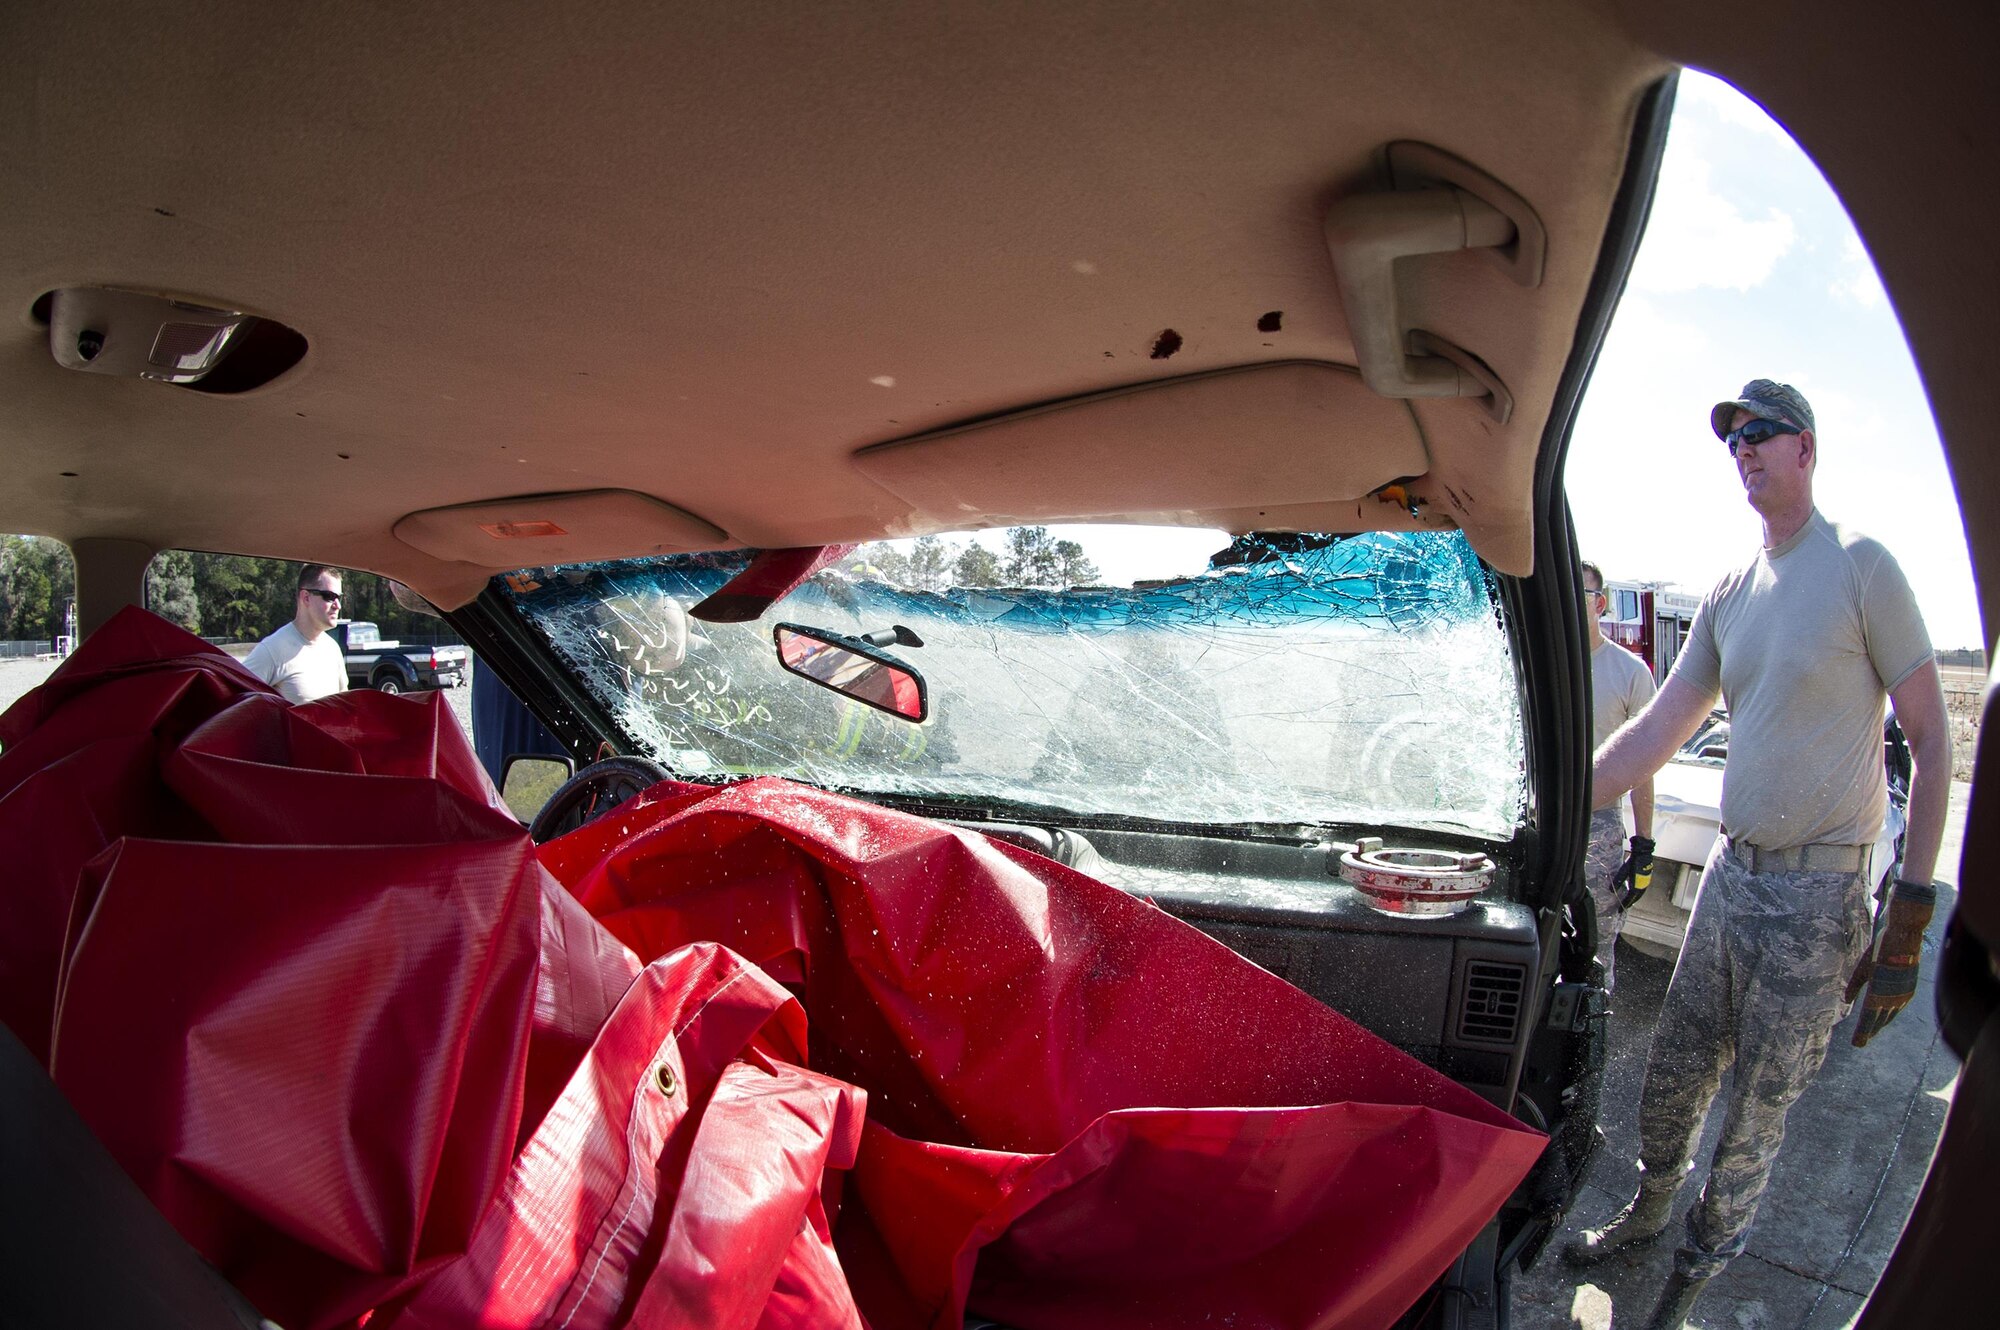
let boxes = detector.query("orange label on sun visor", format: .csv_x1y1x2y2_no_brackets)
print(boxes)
480,520,568,540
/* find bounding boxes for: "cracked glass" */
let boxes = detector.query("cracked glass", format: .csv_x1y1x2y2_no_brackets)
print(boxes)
497,529,1527,836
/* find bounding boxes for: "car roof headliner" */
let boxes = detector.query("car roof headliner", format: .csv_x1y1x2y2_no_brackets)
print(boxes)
1,2,1667,607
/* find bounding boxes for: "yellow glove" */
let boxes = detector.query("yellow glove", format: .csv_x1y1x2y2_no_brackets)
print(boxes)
1614,835,1655,910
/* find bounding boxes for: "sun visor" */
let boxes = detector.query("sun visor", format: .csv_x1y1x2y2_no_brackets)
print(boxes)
392,490,727,570
852,361,1427,528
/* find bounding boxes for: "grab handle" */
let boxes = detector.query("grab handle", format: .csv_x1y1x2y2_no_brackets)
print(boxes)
1324,185,1515,401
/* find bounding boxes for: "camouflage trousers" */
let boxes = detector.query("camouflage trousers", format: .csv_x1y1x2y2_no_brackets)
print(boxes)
1633,838,1873,1279
1583,808,1629,992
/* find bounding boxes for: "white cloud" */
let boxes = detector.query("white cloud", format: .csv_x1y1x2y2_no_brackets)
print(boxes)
1783,373,1870,437
1828,233,1887,308
1567,298,1761,594
1677,71,1797,144
1593,294,1709,368
1629,142,1797,294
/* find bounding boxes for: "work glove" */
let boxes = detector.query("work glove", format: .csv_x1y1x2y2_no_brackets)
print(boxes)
1846,877,1937,1047
1614,836,1656,910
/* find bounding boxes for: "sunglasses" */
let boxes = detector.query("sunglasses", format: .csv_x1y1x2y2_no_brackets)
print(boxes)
1724,418,1800,456
302,587,343,604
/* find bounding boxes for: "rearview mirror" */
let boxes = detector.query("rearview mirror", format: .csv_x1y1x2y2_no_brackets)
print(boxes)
773,623,929,722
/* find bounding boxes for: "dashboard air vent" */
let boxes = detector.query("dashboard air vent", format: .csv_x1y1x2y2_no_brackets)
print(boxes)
1457,960,1527,1045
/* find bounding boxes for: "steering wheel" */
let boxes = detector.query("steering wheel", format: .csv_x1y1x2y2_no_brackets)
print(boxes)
528,755,672,844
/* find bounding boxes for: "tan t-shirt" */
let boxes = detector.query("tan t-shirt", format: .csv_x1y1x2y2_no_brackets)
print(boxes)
1591,639,1657,750
1670,510,1930,850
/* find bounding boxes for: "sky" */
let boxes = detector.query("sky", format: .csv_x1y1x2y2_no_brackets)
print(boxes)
993,73,1984,650
1566,72,1981,648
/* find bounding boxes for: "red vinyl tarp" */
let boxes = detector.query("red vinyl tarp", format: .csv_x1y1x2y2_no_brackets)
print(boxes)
0,609,1544,1329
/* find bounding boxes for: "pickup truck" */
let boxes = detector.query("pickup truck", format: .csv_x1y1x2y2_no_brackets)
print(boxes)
329,620,467,694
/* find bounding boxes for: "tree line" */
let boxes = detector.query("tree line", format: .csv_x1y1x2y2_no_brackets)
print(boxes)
0,525,1106,644
0,537,446,644
844,527,1100,592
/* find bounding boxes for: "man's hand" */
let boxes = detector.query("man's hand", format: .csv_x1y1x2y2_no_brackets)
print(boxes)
1846,878,1938,1046
1614,836,1656,910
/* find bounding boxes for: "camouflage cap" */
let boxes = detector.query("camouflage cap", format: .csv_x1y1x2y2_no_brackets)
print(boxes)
1710,379,1815,440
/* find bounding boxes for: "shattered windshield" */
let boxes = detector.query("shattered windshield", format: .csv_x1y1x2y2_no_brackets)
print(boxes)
498,528,1526,836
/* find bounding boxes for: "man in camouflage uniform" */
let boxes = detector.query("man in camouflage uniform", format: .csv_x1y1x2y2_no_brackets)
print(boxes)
1566,381,1952,1329
1581,560,1656,991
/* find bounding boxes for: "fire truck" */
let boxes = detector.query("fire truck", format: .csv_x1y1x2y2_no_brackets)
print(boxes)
1598,580,1701,682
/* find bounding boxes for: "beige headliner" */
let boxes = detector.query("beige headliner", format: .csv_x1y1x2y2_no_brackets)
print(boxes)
2,2,1666,608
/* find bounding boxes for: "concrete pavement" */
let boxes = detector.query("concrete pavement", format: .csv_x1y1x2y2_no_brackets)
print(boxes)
1512,782,1971,1329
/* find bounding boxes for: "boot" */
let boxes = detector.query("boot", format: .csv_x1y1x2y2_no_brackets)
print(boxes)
1642,1269,1710,1329
1561,1184,1678,1266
